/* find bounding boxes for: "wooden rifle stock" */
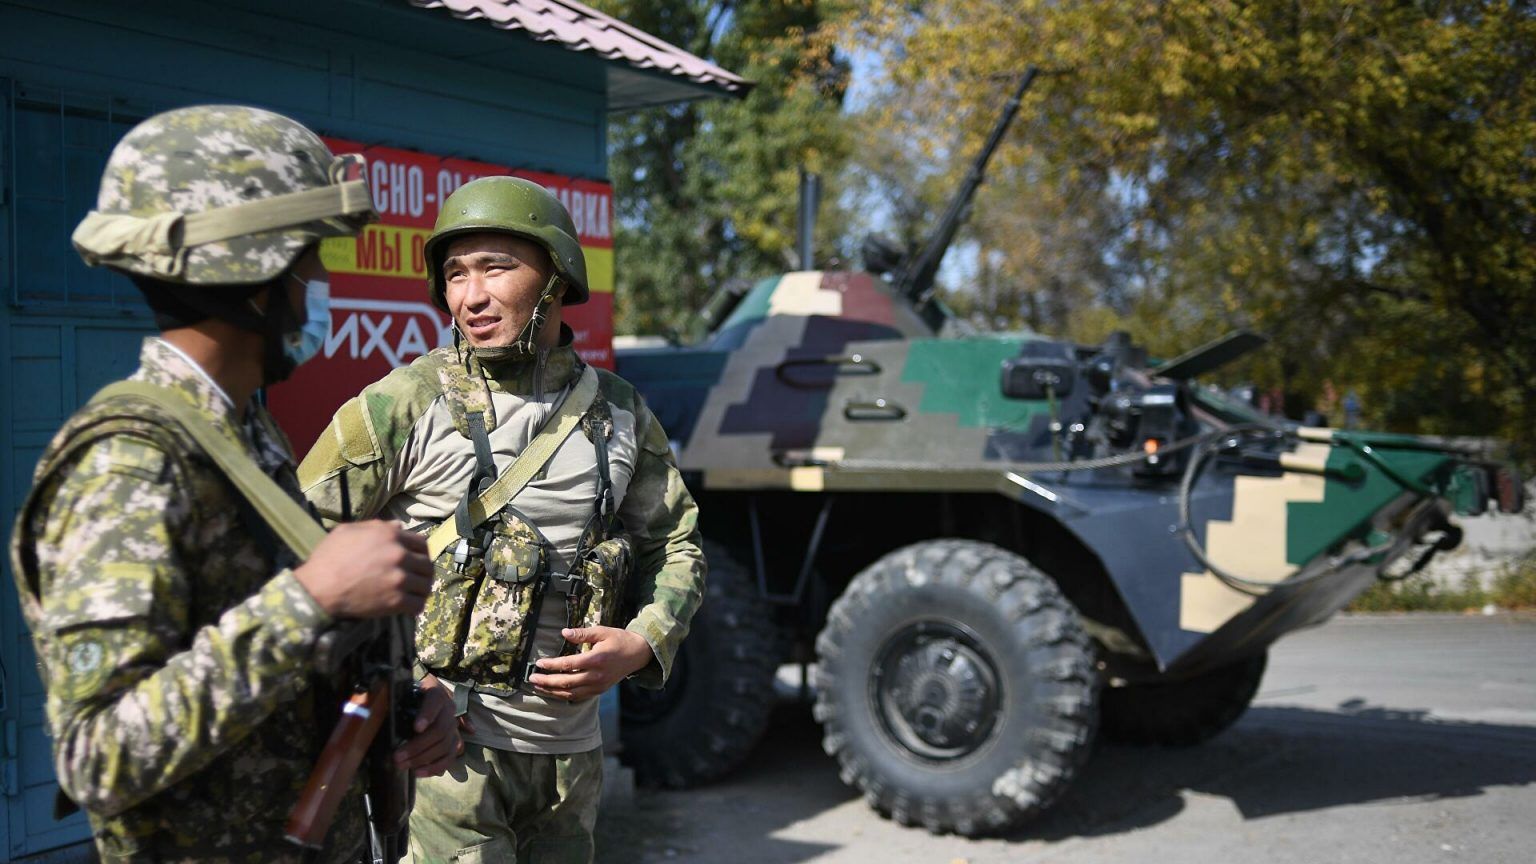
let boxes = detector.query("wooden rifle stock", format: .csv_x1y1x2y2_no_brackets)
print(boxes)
365,682,418,862
285,677,391,849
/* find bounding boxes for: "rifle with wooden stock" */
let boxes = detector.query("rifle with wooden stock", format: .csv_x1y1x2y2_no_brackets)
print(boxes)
82,383,422,859
285,613,420,863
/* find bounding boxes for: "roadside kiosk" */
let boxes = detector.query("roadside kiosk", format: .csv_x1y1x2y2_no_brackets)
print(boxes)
0,1,744,857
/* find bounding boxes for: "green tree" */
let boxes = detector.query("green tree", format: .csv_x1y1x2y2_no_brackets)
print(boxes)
590,0,850,339
837,0,1536,452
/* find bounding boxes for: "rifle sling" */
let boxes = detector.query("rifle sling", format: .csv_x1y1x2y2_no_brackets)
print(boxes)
91,381,324,558
427,365,599,560
90,383,409,851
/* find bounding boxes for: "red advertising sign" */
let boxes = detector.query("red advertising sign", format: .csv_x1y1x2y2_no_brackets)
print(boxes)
268,139,615,453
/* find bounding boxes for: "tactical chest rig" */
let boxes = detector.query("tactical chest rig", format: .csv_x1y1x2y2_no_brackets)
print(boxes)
417,359,631,698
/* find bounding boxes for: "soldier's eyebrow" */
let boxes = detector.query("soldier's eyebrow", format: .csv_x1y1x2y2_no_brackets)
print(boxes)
444,251,523,270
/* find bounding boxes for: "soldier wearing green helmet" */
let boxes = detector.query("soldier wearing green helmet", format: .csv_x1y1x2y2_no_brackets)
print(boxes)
300,175,706,863
425,174,594,311
10,104,461,863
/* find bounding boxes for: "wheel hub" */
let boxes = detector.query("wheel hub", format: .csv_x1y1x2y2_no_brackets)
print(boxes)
873,622,1001,760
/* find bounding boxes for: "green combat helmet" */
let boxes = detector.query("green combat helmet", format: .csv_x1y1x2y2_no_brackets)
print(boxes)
72,104,376,285
424,175,590,312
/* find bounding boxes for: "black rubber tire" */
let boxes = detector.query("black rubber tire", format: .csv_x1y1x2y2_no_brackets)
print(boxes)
814,540,1099,836
1099,651,1268,747
619,541,780,787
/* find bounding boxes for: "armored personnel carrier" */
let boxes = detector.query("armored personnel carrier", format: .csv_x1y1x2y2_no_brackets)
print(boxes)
612,70,1526,835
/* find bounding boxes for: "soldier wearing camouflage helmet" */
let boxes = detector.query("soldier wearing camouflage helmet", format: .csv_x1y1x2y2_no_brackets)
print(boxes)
9,105,461,863
298,175,706,863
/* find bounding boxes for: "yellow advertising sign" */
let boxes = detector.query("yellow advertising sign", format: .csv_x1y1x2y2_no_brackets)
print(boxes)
586,247,613,295
320,226,430,280
321,228,613,292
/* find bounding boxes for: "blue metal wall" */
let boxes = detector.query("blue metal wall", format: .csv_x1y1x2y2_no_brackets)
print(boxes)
0,1,611,856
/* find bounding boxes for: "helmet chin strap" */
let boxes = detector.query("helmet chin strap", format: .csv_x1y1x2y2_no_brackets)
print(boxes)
250,284,300,385
467,272,563,363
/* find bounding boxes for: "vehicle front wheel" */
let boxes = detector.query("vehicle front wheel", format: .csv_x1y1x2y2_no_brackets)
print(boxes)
814,540,1099,836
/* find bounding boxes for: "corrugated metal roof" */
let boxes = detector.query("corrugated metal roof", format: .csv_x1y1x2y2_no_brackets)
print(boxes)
410,0,750,106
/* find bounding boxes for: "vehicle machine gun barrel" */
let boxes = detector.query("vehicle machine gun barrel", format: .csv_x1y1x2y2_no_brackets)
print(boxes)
893,66,1039,323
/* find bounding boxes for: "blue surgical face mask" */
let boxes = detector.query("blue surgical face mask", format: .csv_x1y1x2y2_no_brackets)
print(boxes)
284,274,331,368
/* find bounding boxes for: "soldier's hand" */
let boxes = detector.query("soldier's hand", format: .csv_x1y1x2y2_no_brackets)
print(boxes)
394,675,461,777
294,521,433,618
528,627,654,702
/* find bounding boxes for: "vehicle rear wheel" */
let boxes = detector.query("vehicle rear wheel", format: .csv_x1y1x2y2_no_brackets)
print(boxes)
1099,651,1268,746
620,541,779,787
814,540,1099,836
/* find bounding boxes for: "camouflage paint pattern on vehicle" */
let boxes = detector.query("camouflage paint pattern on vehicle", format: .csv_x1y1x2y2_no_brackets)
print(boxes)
617,269,1502,673
611,70,1526,832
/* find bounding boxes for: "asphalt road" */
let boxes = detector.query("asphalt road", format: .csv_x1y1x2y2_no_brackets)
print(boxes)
596,613,1536,864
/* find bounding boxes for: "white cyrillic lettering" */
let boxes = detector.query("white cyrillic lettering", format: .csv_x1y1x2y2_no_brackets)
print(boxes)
408,166,425,218
360,313,397,365
370,162,389,214
326,312,359,359
389,164,407,216
396,317,429,360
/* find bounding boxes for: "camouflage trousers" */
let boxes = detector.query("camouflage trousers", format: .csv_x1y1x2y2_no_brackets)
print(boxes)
406,744,602,864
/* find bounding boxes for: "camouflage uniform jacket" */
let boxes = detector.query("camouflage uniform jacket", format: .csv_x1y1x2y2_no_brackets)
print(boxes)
8,338,363,863
299,343,705,702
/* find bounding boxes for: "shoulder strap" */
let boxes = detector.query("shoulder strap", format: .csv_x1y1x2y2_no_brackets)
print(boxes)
14,414,189,601
426,365,600,560
436,356,497,440
90,381,324,558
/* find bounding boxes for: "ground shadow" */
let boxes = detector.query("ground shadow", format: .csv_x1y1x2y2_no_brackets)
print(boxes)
599,697,1536,862
1025,699,1536,841
596,703,850,864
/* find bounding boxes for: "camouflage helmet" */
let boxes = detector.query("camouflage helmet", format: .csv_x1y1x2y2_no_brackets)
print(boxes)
72,104,377,286
424,175,590,310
